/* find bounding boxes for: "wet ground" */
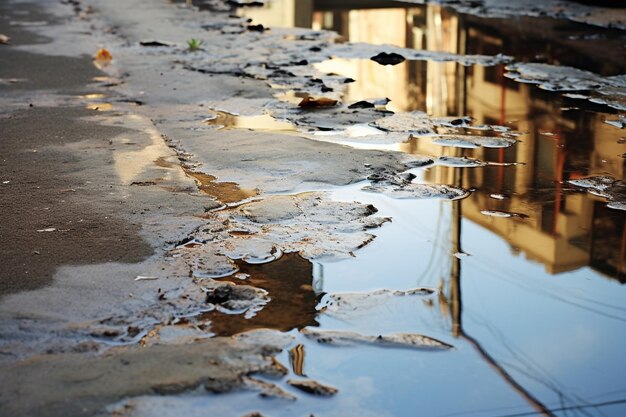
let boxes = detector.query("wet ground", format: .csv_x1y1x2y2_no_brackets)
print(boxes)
1,0,625,417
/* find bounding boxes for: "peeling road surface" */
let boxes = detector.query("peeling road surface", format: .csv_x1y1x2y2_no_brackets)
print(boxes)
1,1,626,417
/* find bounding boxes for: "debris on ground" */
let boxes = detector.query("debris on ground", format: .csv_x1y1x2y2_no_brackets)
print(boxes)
301,328,453,350
287,379,338,396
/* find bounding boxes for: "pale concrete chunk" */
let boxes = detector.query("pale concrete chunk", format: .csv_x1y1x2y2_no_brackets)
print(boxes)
362,183,470,201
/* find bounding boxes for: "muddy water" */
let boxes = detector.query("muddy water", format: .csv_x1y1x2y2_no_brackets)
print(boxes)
155,2,626,417
206,253,320,335
185,169,259,204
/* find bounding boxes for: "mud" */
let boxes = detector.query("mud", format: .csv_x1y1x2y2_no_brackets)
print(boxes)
431,135,517,149
317,288,436,320
329,42,513,67
244,377,297,400
568,175,626,211
205,254,319,336
0,330,292,417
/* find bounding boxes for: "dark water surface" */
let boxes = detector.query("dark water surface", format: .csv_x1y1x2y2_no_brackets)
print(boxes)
179,2,626,416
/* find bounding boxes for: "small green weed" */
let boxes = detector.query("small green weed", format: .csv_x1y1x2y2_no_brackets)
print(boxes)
187,38,204,52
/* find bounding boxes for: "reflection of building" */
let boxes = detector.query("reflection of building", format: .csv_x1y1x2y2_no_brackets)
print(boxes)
313,5,462,114
447,12,626,280
236,0,313,28
248,1,626,280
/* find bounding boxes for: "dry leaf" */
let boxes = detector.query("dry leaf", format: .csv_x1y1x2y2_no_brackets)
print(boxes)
93,48,112,69
298,96,338,108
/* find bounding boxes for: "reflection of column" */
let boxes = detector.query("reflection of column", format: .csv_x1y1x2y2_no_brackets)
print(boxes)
446,199,556,417
449,199,462,338
445,152,555,416
449,147,463,337
425,6,459,115
514,109,535,193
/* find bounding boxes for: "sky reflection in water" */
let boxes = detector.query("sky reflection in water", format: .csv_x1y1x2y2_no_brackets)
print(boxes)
183,2,626,416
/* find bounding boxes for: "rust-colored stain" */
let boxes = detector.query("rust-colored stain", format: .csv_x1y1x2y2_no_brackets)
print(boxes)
154,156,177,168
184,169,258,204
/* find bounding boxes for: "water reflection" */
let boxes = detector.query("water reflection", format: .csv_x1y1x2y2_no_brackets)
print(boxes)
243,0,625,281
204,110,296,132
206,253,319,335
233,2,626,416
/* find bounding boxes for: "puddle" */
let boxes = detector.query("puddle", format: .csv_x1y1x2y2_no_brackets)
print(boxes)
62,2,626,417
203,253,319,336
86,102,113,111
79,93,108,99
78,93,115,112
204,111,297,132
182,2,626,417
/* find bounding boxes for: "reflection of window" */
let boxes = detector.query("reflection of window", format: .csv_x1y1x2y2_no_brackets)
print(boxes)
505,77,520,91
540,204,556,234
590,203,626,282
480,147,517,194
474,36,501,56
313,11,348,38
484,116,499,126
483,65,519,90
535,134,556,182
483,65,498,84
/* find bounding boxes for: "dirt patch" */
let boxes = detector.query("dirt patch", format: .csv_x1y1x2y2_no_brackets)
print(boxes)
0,106,153,296
0,49,100,92
0,330,292,417
0,1,54,46
184,169,258,204
0,2,100,93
